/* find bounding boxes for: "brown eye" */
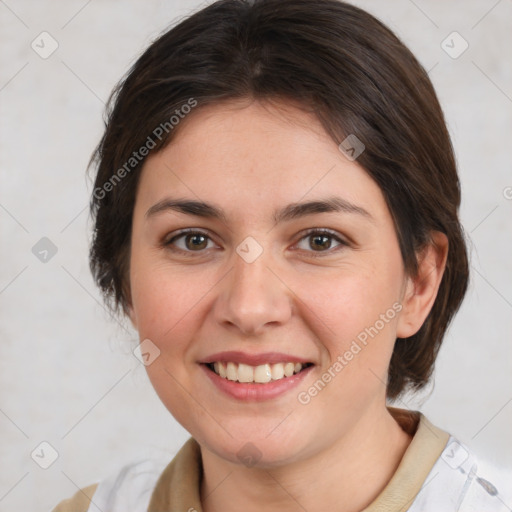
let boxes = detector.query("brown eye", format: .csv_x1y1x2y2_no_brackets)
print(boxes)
184,233,208,250
165,230,215,253
309,234,333,251
295,229,347,255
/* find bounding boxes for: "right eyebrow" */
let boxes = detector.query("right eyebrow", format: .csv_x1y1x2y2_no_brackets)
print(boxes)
145,198,228,223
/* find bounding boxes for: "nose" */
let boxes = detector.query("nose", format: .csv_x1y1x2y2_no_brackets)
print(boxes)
213,245,293,336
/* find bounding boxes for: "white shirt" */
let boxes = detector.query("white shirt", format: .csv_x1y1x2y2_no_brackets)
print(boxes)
83,436,511,511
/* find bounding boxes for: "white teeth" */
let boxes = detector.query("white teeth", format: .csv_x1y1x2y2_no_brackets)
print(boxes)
254,364,272,383
271,363,284,380
237,363,254,383
284,362,295,377
226,362,237,381
218,361,227,378
210,361,307,383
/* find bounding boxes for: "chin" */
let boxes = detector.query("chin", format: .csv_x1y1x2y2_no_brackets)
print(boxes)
199,428,310,469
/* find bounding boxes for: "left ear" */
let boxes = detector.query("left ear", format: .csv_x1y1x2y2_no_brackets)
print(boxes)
396,231,449,338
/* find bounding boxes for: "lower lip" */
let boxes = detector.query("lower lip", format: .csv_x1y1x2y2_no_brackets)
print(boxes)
199,363,314,401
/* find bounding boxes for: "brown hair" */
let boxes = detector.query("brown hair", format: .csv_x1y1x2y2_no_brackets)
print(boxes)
88,0,469,399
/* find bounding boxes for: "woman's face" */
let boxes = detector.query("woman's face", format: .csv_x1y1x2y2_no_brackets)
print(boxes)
128,99,414,467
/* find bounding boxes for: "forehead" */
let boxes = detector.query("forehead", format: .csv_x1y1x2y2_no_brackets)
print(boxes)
136,99,387,223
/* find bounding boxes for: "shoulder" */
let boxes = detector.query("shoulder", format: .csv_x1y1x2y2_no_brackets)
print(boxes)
50,458,170,512
409,436,512,512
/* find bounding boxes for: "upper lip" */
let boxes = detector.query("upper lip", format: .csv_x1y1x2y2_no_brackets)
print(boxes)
199,351,314,366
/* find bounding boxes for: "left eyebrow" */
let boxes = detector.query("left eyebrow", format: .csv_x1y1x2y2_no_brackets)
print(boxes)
274,197,374,224
145,196,374,224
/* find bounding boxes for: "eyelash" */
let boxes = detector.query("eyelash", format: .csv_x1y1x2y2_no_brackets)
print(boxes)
163,228,348,257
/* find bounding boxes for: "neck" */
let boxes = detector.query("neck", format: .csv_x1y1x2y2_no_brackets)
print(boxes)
200,406,413,512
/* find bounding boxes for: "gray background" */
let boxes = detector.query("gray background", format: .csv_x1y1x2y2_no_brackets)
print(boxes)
0,0,511,510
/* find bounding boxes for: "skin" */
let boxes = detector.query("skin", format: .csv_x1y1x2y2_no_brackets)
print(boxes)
128,98,448,512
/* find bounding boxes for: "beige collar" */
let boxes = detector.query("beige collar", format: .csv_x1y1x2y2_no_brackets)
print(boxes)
147,408,449,512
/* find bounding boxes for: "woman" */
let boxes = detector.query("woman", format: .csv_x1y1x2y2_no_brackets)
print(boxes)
52,0,509,510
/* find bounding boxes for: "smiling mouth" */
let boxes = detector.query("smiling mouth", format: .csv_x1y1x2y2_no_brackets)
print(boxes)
204,361,314,384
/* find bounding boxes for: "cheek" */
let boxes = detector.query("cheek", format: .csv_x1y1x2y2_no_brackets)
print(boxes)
290,262,403,393
131,251,403,353
129,253,228,371
129,260,214,422
131,264,203,339
299,266,402,340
